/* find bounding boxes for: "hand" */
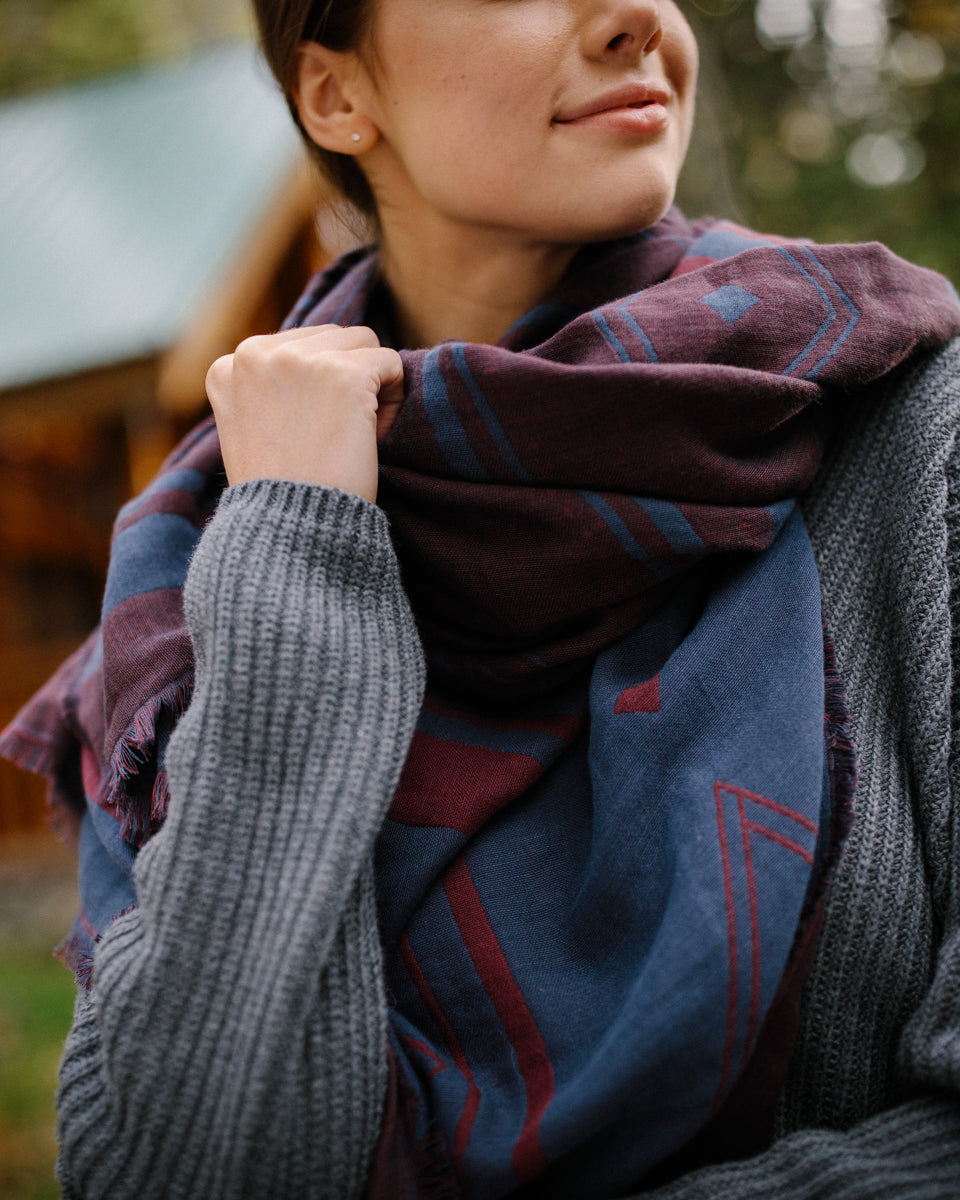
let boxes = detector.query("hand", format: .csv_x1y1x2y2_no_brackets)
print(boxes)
205,325,404,503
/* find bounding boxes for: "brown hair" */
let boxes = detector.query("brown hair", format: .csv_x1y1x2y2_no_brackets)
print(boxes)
252,0,377,215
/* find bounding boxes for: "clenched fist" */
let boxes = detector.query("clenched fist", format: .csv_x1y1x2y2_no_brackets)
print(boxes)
205,324,404,503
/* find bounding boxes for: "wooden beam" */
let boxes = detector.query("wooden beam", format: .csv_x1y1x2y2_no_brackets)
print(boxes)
0,357,158,422
156,156,331,416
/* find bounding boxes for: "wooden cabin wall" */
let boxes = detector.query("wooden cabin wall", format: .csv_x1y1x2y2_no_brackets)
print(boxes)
0,212,326,839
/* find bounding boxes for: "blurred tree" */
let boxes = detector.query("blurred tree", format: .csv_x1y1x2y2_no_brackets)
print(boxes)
681,0,960,281
0,0,249,96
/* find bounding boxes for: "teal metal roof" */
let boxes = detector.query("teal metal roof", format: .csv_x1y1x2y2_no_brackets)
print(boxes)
0,42,301,391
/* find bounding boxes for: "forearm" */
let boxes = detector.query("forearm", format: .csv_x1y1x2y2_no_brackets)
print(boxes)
56,480,425,1199
631,908,960,1199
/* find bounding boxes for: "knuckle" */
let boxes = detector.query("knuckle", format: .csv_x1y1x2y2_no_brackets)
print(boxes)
233,334,267,363
351,324,380,346
205,354,231,396
275,339,317,371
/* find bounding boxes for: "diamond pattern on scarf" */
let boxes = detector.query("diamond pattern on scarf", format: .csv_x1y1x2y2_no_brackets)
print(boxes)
701,286,761,324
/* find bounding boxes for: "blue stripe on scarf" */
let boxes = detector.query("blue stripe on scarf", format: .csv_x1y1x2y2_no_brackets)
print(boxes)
450,345,534,483
580,491,669,578
685,229,774,261
102,514,202,618
116,468,209,522
592,312,630,363
422,347,491,481
778,249,860,380
331,259,377,325
80,632,104,682
797,247,861,377
617,305,660,362
633,498,705,556
778,249,837,378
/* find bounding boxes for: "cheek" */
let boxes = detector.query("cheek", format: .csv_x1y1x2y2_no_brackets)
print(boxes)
377,10,561,129
662,18,699,96
661,32,698,146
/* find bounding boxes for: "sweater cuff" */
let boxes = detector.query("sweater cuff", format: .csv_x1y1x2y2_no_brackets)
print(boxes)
216,477,396,583
183,479,404,653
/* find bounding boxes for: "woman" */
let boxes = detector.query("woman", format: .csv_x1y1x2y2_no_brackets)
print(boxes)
4,1,960,1196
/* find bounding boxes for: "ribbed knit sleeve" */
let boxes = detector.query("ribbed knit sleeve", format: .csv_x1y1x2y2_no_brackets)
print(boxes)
633,340,960,1198
55,479,425,1199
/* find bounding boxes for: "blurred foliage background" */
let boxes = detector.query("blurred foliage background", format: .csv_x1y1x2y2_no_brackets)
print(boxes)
681,0,960,283
0,0,250,92
1,0,958,277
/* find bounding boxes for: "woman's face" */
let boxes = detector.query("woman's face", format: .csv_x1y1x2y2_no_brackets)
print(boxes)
356,0,699,246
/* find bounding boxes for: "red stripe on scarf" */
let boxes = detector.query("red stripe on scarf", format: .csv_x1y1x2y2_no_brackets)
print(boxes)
442,855,554,1184
400,934,481,1189
391,734,545,834
711,781,823,1111
713,784,739,1115
736,791,763,1062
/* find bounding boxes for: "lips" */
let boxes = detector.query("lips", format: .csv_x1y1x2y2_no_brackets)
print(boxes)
554,81,672,124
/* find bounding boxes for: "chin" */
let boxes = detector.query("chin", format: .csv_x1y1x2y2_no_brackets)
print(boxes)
562,191,677,245
536,162,680,244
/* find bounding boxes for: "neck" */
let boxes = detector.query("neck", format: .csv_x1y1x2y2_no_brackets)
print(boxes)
376,211,579,349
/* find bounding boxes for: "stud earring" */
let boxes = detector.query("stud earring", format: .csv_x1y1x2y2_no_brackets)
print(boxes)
350,133,361,143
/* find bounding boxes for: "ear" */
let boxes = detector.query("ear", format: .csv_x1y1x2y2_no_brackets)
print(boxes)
293,41,379,155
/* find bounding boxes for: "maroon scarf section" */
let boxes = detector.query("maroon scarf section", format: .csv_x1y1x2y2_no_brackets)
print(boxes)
369,220,958,694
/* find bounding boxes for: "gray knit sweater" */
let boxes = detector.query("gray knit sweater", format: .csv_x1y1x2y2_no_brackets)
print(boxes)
55,340,960,1198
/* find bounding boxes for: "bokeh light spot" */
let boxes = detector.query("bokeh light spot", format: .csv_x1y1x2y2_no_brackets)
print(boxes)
846,132,926,188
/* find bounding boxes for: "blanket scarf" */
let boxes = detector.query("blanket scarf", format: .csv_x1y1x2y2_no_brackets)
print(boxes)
4,209,960,1199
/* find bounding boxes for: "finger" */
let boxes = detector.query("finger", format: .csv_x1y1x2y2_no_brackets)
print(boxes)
372,346,405,395
365,347,406,438
244,324,383,351
340,346,403,393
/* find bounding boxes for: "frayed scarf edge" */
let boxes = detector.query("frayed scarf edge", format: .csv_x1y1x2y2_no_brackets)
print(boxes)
105,677,192,846
0,725,63,779
56,902,139,991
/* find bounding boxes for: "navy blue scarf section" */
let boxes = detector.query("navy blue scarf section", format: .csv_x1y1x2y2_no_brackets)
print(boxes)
371,509,834,1197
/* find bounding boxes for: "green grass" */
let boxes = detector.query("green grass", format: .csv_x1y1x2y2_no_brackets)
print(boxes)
0,946,76,1200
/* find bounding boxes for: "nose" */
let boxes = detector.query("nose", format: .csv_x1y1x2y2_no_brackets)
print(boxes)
579,0,663,62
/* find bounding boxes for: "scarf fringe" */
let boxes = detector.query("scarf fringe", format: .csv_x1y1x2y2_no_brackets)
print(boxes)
0,726,59,779
151,769,171,826
106,679,191,846
56,902,140,990
55,928,92,987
